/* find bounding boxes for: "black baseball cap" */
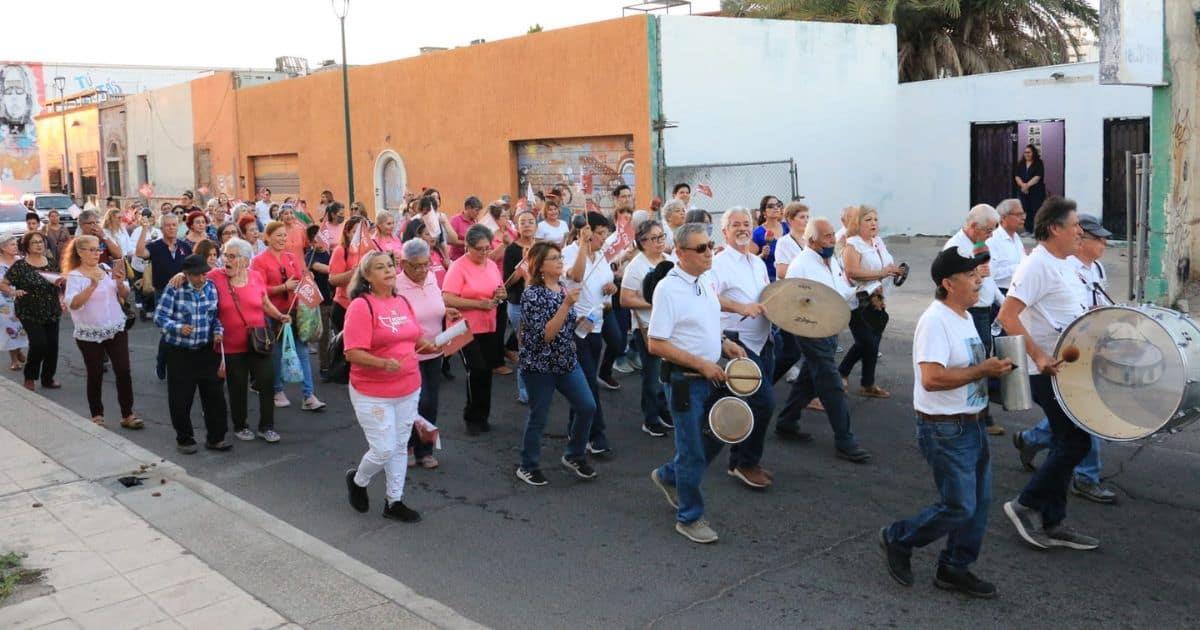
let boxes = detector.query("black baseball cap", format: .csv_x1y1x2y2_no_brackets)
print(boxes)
931,247,986,285
1078,214,1112,238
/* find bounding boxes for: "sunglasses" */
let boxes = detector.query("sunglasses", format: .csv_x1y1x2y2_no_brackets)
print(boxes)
679,241,717,254
765,202,782,209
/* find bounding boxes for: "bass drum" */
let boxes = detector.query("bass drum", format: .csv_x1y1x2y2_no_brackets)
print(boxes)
1052,305,1200,441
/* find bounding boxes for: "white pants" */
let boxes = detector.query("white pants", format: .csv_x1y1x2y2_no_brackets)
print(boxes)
350,385,420,503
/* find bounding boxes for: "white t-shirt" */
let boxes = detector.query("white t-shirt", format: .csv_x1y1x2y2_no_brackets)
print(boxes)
710,247,771,355
1068,256,1109,307
844,235,894,298
943,230,999,308
621,252,672,330
773,233,804,274
562,242,613,337
1008,244,1087,374
647,267,722,364
986,229,1026,289
255,200,273,227
128,226,164,272
535,219,569,245
784,247,858,310
913,300,988,415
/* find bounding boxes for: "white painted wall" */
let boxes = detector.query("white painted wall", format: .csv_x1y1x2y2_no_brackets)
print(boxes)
893,62,1152,235
125,82,195,197
659,16,899,223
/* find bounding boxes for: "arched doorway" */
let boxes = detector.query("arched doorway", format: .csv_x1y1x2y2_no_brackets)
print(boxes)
373,150,407,214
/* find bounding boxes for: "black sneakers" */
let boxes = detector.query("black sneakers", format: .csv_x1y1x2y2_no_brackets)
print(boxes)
516,467,549,486
879,527,913,587
561,456,597,480
382,500,421,522
934,565,997,599
345,469,369,513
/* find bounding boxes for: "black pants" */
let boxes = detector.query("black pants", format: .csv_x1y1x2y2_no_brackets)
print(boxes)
599,301,628,381
76,332,134,418
225,351,274,432
331,302,347,335
1018,375,1093,527
840,306,883,387
460,332,501,427
21,319,59,384
166,345,228,445
409,357,442,457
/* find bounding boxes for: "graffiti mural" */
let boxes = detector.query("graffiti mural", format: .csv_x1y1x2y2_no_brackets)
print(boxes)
515,135,635,214
0,62,45,194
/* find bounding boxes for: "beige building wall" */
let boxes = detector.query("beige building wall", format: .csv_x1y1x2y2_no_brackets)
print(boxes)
125,81,195,199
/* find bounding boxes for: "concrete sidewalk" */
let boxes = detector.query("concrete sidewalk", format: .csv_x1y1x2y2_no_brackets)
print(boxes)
0,379,485,630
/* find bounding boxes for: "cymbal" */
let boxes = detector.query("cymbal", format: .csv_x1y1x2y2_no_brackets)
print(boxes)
760,278,851,338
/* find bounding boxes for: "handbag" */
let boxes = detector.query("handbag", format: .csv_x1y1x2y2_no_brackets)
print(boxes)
225,273,273,355
328,296,374,385
279,324,304,383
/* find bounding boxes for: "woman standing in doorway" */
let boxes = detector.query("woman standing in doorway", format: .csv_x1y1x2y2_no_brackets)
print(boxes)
1014,144,1045,234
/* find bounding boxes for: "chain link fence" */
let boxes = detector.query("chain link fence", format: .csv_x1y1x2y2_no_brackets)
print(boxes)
663,159,798,219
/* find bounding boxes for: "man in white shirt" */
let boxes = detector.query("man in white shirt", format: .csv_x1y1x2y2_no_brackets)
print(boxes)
1014,214,1115,504
943,204,1004,435
774,218,871,463
997,196,1100,552
881,247,1013,597
711,208,776,489
986,199,1027,294
647,222,747,544
563,212,617,456
254,187,273,228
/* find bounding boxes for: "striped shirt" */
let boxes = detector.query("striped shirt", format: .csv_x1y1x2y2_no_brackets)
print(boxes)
154,280,223,349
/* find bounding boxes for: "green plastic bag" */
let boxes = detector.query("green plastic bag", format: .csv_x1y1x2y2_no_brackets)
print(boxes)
296,303,323,343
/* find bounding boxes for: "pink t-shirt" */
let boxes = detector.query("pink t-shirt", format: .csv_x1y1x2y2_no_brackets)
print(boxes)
442,256,501,334
374,235,404,258
343,294,421,398
209,269,269,355
250,249,305,314
429,248,447,288
395,270,447,361
329,246,363,309
447,214,474,260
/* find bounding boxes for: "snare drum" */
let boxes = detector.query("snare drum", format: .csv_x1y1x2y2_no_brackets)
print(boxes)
1053,305,1200,441
724,357,763,397
707,396,754,444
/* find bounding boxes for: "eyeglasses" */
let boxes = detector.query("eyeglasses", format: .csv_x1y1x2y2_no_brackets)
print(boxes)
471,244,493,254
765,203,782,209
642,234,665,243
406,260,431,269
679,241,717,254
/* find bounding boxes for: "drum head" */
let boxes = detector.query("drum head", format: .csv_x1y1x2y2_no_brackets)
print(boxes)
761,278,851,338
708,397,754,444
1052,306,1186,441
725,357,762,397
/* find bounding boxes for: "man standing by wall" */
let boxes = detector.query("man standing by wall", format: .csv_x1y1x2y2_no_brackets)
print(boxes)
448,196,482,260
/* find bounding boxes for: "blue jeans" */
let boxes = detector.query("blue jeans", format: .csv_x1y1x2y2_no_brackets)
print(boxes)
271,320,314,398
656,375,724,524
505,303,528,403
569,333,608,450
968,307,999,423
598,306,626,381
1022,418,1102,484
839,306,880,387
521,365,595,470
1017,375,1093,528
887,418,991,570
777,335,859,450
634,330,670,426
728,338,775,470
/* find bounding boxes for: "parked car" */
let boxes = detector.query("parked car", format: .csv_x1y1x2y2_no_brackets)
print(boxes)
0,202,31,238
19,193,78,232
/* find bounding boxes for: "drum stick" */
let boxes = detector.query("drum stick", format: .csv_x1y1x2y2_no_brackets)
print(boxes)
738,289,787,322
1051,345,1080,369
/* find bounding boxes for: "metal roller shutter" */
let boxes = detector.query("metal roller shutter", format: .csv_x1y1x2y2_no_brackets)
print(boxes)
252,154,300,195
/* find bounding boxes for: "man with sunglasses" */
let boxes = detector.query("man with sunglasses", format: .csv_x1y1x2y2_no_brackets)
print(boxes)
775,218,871,463
647,223,748,544
710,208,776,489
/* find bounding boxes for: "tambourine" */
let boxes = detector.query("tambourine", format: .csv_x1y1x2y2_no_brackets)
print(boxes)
892,262,910,287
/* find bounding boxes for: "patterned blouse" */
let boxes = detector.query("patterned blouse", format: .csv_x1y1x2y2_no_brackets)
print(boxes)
5,258,62,324
519,284,578,375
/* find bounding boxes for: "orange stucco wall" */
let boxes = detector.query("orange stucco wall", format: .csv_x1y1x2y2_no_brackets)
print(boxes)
191,72,241,200
235,15,652,214
35,106,100,196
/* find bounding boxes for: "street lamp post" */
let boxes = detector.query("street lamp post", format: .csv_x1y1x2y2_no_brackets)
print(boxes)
333,0,355,204
53,76,71,199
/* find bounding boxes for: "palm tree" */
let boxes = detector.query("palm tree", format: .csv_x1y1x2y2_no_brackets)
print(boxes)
720,0,1099,82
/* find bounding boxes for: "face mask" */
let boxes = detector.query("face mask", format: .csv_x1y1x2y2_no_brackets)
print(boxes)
819,246,835,259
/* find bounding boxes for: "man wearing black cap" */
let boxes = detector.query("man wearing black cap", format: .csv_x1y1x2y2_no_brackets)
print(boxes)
1012,213,1116,503
880,248,1013,597
154,254,229,454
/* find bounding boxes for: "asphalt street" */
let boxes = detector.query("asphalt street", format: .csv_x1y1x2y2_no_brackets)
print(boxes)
7,237,1199,629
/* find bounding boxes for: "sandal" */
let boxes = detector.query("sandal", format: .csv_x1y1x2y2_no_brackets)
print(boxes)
8,362,20,371
91,416,105,426
859,385,891,399
806,399,825,412
120,415,145,430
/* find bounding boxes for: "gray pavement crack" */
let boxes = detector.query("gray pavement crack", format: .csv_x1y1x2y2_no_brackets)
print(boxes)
641,527,874,630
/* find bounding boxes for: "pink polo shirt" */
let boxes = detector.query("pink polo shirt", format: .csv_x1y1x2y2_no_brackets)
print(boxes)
442,256,501,335
343,294,421,398
395,270,446,361
448,214,474,260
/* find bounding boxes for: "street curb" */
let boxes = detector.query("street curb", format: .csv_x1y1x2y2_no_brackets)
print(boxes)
0,378,487,630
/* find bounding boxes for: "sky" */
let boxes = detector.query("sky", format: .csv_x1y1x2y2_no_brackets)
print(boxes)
10,0,723,69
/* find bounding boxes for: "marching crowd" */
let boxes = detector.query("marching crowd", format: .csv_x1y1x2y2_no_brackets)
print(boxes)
5,178,1118,597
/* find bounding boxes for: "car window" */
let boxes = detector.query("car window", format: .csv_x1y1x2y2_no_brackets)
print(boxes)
0,204,30,222
34,195,72,210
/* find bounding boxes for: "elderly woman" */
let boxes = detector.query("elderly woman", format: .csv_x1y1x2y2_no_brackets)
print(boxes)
619,219,673,436
402,220,446,287
237,215,267,256
343,250,438,523
516,242,597,485
395,238,459,469
442,224,505,435
0,233,28,370
183,211,212,248
6,231,64,391
210,238,291,443
840,205,901,399
63,235,139,428
251,221,324,411
660,199,687,252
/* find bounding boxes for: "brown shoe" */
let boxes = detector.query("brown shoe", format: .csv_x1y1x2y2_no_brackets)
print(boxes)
986,425,1006,436
859,385,891,399
22,380,34,391
493,365,513,376
727,466,771,489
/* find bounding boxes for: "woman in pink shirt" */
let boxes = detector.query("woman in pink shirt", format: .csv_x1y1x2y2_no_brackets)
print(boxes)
371,211,404,258
343,250,438,524
328,215,373,335
442,224,505,435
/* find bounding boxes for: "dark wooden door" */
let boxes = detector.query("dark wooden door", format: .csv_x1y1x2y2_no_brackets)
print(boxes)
970,123,1018,209
1102,117,1150,238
